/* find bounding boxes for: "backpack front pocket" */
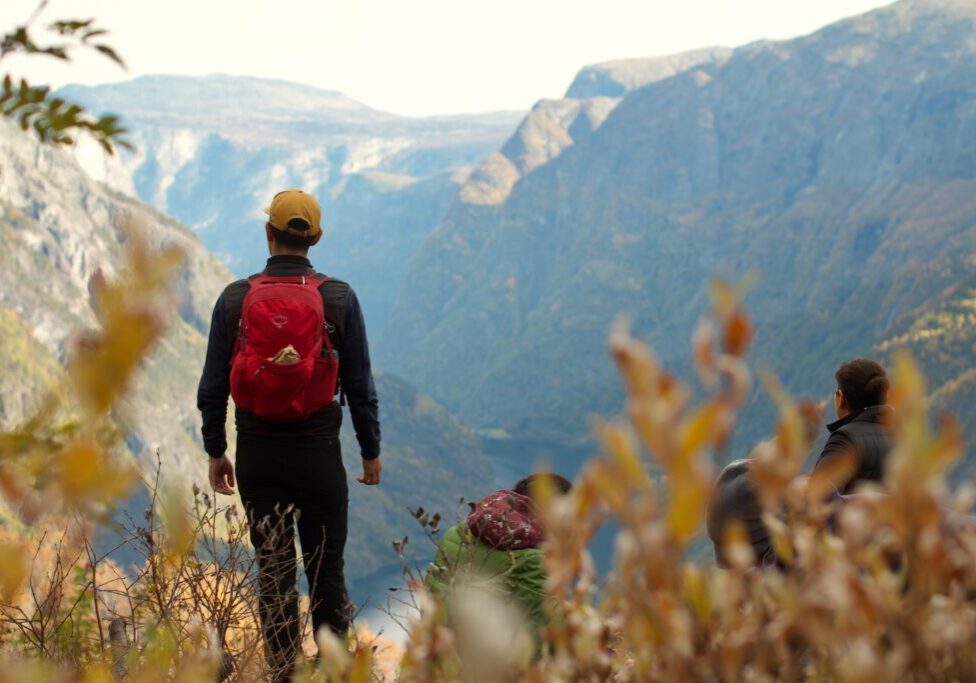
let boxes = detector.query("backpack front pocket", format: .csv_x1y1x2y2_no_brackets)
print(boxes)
232,351,318,422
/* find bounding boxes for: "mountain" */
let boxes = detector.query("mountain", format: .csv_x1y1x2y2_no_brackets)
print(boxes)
0,119,493,584
0,307,66,428
880,265,976,474
452,47,734,210
0,119,229,466
57,75,523,330
380,0,976,457
343,372,492,584
565,47,733,99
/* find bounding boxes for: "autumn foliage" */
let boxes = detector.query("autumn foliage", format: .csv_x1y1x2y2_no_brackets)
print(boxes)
0,230,974,682
397,280,976,683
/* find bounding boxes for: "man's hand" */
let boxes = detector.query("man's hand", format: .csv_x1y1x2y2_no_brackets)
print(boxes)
209,455,236,495
357,455,382,486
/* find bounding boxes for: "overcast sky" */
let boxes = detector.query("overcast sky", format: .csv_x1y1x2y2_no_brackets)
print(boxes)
0,0,895,117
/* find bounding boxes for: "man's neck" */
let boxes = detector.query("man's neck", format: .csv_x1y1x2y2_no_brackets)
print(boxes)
268,246,310,258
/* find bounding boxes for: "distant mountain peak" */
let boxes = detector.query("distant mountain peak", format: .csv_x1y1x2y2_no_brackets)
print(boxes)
565,46,733,99
458,46,734,207
899,0,976,15
57,73,390,124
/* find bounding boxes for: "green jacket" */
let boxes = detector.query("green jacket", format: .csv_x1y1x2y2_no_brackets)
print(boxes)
424,522,548,629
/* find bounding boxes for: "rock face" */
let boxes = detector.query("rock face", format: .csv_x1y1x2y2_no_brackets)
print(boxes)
59,75,523,330
565,47,733,98
0,119,493,581
453,48,731,210
0,117,229,470
381,0,976,454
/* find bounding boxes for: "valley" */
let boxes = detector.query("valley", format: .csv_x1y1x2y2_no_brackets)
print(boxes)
1,0,974,605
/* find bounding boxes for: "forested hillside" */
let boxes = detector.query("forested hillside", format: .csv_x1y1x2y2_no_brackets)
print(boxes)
881,267,976,477
381,0,976,459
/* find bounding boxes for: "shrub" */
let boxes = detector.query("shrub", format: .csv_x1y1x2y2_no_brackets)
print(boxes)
399,280,976,682
2,227,973,682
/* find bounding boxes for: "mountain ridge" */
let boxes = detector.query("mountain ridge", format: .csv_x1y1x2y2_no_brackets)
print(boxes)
57,74,524,332
565,46,734,99
379,0,976,455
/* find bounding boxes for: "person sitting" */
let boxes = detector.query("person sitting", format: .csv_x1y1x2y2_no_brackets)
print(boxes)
707,458,850,570
812,358,893,495
706,459,777,569
424,473,573,635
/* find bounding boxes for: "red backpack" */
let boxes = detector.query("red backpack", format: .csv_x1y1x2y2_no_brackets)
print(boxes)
229,274,339,422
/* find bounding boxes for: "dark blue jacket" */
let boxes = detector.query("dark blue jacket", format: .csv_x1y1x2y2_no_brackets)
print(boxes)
197,255,380,459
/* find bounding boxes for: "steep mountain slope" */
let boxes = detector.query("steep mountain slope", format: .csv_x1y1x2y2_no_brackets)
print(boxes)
880,264,976,474
382,0,976,454
0,120,493,581
343,372,492,583
450,46,734,211
58,75,522,330
0,118,229,467
377,47,740,370
0,308,65,427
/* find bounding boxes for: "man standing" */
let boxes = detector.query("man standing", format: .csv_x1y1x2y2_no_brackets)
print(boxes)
197,189,381,680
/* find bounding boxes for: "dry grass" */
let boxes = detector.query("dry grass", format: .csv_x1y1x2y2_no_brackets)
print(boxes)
1,234,973,681
397,279,976,683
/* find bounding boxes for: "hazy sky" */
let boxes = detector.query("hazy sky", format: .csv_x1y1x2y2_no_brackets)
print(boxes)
1,0,895,117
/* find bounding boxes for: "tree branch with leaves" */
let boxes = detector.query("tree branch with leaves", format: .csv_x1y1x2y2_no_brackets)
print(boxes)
1,1,129,153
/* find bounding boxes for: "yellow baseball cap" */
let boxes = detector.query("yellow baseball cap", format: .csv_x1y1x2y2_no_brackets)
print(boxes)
264,189,322,237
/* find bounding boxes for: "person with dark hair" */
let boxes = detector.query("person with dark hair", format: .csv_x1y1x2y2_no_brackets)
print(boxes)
197,189,381,681
424,473,573,635
811,358,893,495
512,473,573,498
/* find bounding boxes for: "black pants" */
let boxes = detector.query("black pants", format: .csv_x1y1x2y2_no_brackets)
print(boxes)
235,434,350,678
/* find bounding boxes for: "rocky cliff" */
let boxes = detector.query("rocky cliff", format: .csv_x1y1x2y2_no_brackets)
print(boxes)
0,118,228,469
58,75,523,331
0,119,493,580
565,47,733,99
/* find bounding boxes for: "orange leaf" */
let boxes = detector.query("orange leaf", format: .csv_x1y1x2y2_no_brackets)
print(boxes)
722,308,753,357
0,539,27,602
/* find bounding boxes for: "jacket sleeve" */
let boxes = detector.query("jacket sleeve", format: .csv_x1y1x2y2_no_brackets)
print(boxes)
811,431,857,495
197,293,232,458
339,288,381,459
508,549,548,628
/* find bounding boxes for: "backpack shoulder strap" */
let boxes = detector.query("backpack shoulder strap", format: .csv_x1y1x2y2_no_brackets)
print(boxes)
223,275,259,350
314,273,350,404
314,273,350,346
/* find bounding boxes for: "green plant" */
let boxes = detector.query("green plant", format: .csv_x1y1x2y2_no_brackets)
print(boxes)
1,1,128,152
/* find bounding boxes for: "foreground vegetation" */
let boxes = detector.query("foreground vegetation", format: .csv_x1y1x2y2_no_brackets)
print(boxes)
398,281,976,682
0,235,973,683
